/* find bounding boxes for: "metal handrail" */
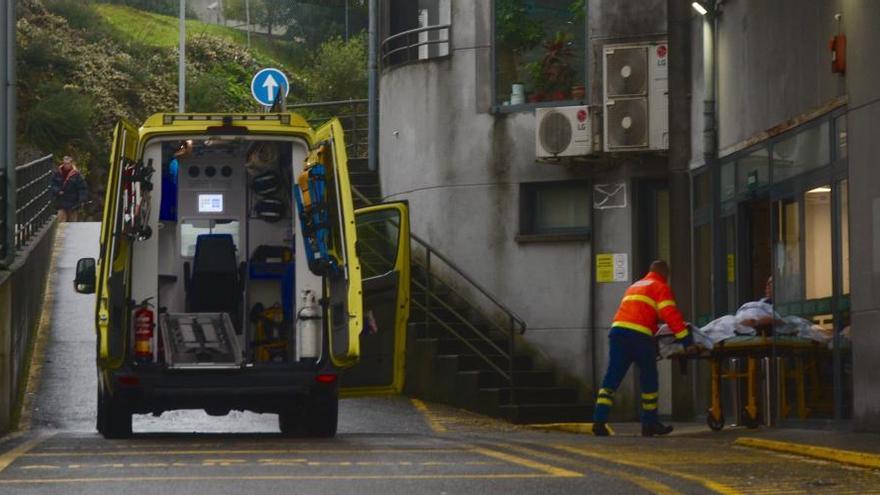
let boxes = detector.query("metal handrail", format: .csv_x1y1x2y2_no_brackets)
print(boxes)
14,155,55,251
351,185,526,397
290,100,369,160
381,23,451,69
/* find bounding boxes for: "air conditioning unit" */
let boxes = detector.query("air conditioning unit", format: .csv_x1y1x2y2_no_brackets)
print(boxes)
603,42,668,152
535,105,597,160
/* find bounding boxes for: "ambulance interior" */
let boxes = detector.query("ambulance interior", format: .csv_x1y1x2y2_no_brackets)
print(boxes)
132,137,315,369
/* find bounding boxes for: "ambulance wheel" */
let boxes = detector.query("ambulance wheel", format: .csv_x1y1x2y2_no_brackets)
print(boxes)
706,409,725,431
98,386,132,439
305,393,338,438
742,408,761,429
278,410,301,437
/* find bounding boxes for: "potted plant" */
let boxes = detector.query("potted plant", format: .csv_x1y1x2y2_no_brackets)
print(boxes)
526,33,575,103
496,0,544,101
538,31,576,101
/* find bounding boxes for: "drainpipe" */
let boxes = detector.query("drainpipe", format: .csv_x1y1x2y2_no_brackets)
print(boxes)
701,3,725,320
668,0,695,420
367,0,379,172
2,0,16,269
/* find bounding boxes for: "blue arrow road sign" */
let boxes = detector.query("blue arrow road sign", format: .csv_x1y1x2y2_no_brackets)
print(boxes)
251,68,290,107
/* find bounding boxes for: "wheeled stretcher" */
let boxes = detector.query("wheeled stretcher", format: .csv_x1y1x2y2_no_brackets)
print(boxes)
675,336,831,430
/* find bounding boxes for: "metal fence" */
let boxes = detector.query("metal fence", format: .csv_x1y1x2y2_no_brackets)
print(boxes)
14,155,55,251
289,99,369,160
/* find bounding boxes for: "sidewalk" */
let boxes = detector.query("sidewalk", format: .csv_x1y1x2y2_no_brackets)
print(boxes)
529,421,880,469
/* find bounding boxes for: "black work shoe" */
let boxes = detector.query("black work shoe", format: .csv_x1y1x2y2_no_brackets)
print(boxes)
592,422,610,436
641,422,674,437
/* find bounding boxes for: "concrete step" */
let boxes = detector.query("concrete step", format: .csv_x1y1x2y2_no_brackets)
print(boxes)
456,370,555,389
499,404,593,424
480,387,578,406
435,353,533,373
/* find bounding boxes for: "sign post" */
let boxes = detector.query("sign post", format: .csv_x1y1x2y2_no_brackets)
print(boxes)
251,68,290,109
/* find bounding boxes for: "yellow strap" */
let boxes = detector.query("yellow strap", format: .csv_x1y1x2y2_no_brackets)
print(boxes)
599,388,615,396
641,392,659,400
613,321,654,337
674,329,690,339
658,300,677,310
642,403,658,411
622,294,658,309
597,397,613,406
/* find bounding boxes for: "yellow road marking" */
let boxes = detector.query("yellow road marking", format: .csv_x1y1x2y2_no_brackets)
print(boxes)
0,473,562,484
472,446,582,478
499,443,679,495
735,437,880,470
0,433,54,473
24,448,467,457
410,398,448,433
526,423,616,435
554,444,742,495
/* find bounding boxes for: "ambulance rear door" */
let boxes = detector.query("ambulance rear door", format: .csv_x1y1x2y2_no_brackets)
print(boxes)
341,202,411,396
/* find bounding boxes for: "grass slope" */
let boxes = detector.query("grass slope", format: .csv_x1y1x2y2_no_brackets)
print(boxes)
94,4,298,70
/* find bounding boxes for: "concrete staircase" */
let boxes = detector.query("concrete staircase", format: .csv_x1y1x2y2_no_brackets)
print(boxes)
350,160,592,424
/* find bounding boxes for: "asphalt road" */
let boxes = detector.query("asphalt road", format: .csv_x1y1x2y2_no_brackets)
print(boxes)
1,223,879,494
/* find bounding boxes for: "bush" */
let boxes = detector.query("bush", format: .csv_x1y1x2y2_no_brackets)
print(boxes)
23,84,96,157
303,33,367,102
44,0,98,31
188,69,252,112
94,0,195,18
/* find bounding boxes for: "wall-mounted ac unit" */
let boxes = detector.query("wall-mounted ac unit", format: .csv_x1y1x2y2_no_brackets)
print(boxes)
603,42,668,152
535,105,598,160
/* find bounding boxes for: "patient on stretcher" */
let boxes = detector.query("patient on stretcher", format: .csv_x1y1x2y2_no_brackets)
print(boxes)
658,277,832,358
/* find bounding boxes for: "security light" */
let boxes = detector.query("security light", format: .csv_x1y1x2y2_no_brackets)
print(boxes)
692,1,708,15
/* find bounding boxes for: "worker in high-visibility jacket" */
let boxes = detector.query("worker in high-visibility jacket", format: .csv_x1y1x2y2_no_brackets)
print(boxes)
592,260,694,437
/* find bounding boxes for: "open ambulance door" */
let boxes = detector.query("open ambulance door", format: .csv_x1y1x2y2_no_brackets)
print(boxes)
308,119,363,369
96,120,139,370
341,202,411,397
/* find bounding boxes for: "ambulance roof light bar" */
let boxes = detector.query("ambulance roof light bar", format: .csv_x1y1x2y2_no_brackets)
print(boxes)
162,114,292,125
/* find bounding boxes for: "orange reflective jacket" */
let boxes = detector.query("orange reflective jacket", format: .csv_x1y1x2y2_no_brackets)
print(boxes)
612,272,688,339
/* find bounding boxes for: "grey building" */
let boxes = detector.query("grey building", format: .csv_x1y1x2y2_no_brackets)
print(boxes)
378,0,691,420
688,0,880,430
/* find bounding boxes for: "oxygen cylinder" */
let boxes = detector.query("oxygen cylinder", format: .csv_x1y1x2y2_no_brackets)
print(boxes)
296,290,322,361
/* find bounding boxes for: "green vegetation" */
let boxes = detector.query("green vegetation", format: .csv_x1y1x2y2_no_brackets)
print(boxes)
17,0,368,219
95,4,302,69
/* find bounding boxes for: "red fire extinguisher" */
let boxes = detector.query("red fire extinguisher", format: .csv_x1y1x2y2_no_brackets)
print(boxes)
133,299,155,363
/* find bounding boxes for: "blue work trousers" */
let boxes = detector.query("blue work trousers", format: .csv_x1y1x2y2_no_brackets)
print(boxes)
592,328,659,424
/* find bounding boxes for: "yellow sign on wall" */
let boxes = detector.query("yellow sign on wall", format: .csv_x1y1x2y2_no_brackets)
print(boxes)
597,253,628,283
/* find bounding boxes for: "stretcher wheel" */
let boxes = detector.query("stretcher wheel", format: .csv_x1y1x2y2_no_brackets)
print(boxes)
706,409,725,431
741,408,761,429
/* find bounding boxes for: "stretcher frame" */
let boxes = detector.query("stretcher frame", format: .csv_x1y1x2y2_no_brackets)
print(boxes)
681,336,830,431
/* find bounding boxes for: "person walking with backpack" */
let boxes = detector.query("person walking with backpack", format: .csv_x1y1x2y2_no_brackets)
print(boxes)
51,155,89,222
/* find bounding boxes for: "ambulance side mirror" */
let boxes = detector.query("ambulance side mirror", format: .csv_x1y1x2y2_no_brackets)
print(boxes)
74,257,96,294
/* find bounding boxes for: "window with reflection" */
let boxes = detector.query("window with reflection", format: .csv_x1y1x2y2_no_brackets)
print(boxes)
495,0,586,106
805,186,832,300
772,122,830,183
774,199,802,304
737,148,769,192
694,223,712,325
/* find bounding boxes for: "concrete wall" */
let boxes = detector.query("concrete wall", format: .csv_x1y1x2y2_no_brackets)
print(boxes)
690,0,880,429
380,0,595,386
840,0,880,432
0,221,56,433
379,0,673,412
